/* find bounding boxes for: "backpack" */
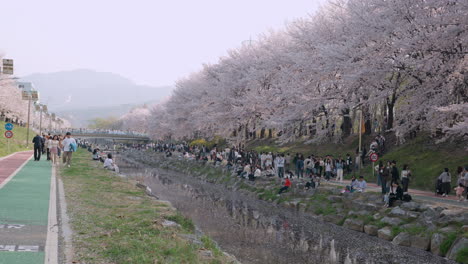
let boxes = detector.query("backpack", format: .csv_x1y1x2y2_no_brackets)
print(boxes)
70,141,77,152
402,193,412,202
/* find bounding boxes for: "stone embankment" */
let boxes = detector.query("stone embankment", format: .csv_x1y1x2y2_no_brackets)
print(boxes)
120,150,467,264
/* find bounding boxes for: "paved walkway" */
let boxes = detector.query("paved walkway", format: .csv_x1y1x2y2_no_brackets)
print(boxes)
325,179,468,208
0,151,54,264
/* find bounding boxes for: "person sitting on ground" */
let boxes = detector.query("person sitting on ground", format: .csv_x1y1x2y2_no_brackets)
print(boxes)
356,176,367,192
385,183,404,207
278,178,291,194
263,166,275,177
285,170,294,179
305,176,316,190
345,176,358,192
254,166,262,179
92,148,100,160
241,163,251,179
103,153,117,171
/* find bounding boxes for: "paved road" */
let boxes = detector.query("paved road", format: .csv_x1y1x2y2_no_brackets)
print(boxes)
0,151,52,264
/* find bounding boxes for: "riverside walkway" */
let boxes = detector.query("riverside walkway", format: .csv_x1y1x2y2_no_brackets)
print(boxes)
326,179,468,208
0,151,57,264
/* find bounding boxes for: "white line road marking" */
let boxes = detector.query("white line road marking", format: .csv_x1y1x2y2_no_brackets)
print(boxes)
0,224,25,229
17,245,40,252
44,165,58,264
0,245,40,252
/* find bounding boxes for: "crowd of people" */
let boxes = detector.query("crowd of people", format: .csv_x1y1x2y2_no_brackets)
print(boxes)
151,141,468,204
32,132,77,167
34,136,468,204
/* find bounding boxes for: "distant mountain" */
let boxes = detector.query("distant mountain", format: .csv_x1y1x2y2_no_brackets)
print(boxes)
20,69,173,126
56,103,146,128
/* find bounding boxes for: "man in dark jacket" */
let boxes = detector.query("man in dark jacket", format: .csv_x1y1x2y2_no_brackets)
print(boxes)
32,134,43,161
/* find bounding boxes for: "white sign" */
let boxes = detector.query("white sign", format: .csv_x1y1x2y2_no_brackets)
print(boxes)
31,90,39,102
22,91,31,100
2,59,13,74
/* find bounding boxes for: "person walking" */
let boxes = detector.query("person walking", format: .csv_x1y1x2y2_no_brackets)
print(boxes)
48,135,60,165
438,168,452,197
32,134,43,161
62,132,77,167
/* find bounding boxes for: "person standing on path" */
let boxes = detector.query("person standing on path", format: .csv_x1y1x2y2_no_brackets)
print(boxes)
62,132,77,167
401,164,411,192
32,134,43,161
463,166,468,201
336,159,344,182
438,168,452,197
276,154,285,178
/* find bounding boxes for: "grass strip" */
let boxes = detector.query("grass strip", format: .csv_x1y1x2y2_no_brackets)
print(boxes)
60,150,229,264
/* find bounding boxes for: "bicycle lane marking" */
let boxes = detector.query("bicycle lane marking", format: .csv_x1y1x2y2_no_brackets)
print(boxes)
0,159,52,264
0,151,33,189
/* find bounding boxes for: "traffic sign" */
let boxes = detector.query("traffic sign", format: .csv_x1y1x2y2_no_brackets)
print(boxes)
4,123,13,131
4,131,14,139
369,153,379,162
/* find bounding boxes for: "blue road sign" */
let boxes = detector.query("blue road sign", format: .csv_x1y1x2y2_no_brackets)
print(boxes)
4,123,13,131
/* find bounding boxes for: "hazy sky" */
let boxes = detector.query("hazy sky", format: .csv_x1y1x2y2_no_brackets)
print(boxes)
1,0,326,86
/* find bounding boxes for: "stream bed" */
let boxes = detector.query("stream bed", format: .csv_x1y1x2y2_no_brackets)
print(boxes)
118,155,455,264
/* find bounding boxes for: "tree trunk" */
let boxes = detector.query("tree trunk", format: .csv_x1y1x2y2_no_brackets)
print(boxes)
341,108,352,138
268,129,273,138
260,128,265,138
387,102,395,130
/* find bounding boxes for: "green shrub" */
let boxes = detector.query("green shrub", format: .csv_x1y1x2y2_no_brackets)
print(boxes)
440,232,457,256
201,236,222,257
166,213,195,233
456,247,468,264
391,226,402,237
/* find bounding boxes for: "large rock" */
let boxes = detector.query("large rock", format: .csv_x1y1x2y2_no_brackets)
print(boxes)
430,233,445,256
411,235,431,251
378,227,394,241
439,226,457,234
400,201,420,211
343,218,364,232
447,237,468,261
380,216,403,226
422,208,437,219
406,211,420,220
440,209,463,217
389,206,407,217
364,225,378,236
393,232,411,246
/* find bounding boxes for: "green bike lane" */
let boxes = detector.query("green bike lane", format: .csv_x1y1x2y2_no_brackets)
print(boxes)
0,157,51,264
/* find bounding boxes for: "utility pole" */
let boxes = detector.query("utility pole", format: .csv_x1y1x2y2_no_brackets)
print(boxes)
39,106,43,135
26,97,31,146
